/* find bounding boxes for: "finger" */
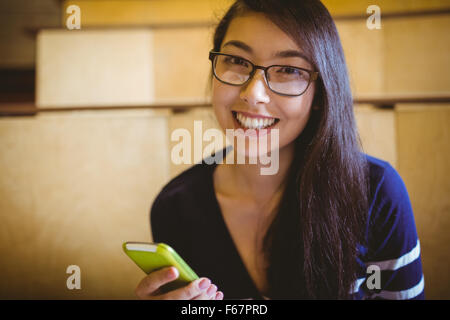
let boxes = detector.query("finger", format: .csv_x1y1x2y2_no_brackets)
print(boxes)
215,291,224,300
193,284,217,300
159,277,210,300
208,285,219,300
135,267,179,298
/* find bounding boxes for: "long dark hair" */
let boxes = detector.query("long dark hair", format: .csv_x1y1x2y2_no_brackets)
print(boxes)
212,0,370,299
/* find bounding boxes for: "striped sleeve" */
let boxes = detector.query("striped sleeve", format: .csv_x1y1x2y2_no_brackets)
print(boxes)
361,164,425,300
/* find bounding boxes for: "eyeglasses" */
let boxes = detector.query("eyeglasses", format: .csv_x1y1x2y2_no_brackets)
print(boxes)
209,51,319,97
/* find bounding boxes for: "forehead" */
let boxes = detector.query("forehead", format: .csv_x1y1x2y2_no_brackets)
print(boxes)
221,12,304,59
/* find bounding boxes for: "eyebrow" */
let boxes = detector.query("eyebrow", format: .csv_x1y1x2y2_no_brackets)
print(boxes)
222,40,311,64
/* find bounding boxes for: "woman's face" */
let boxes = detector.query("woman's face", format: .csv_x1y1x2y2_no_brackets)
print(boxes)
212,12,316,159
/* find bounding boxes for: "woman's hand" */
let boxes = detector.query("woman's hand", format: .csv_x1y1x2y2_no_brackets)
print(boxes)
135,266,224,300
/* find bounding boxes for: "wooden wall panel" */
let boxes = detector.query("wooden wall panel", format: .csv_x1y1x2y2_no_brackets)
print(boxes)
62,0,234,26
396,104,450,299
336,21,385,96
0,110,170,299
153,27,214,101
322,0,450,15
354,105,397,167
384,15,450,94
36,29,155,108
0,0,60,68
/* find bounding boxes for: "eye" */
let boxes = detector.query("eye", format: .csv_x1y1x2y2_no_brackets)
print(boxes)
277,67,301,76
224,56,249,68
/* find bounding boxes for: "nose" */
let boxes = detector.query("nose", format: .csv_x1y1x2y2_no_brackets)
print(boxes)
239,69,270,106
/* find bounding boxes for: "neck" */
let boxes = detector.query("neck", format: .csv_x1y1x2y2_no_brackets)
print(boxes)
223,143,295,202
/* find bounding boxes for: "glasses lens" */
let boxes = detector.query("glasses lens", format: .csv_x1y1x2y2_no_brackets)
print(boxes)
213,54,252,85
267,66,310,95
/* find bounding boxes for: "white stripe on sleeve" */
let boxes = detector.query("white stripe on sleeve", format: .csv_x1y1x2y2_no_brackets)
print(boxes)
350,278,366,294
371,274,425,300
366,240,420,271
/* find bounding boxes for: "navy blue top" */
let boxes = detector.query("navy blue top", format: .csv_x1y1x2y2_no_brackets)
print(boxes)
150,147,425,300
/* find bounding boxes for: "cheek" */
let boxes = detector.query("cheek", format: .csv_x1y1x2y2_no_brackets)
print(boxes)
212,79,235,106
279,82,315,119
278,91,315,141
212,80,239,127
286,101,312,120
282,106,311,141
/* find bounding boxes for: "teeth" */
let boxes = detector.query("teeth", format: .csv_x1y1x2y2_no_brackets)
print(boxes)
234,112,277,129
245,117,252,128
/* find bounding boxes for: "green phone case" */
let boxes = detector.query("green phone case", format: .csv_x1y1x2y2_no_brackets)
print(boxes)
123,242,199,293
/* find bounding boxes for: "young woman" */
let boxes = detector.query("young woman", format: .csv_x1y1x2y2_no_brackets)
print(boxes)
135,0,424,300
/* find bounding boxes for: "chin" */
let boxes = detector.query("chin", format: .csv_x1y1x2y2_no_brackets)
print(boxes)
231,135,282,163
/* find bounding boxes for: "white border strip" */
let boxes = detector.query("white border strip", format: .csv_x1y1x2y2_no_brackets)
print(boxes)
125,243,157,252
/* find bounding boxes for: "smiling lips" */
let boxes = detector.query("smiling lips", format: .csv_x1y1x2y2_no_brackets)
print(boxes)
232,111,280,130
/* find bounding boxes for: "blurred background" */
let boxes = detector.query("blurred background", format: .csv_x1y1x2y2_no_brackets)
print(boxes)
0,0,449,299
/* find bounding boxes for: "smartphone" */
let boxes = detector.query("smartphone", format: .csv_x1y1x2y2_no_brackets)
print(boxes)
123,241,199,293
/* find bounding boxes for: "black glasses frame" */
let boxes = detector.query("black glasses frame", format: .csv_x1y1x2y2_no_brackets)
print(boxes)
209,50,319,97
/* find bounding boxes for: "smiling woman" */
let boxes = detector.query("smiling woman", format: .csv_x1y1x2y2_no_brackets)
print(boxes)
136,0,425,300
